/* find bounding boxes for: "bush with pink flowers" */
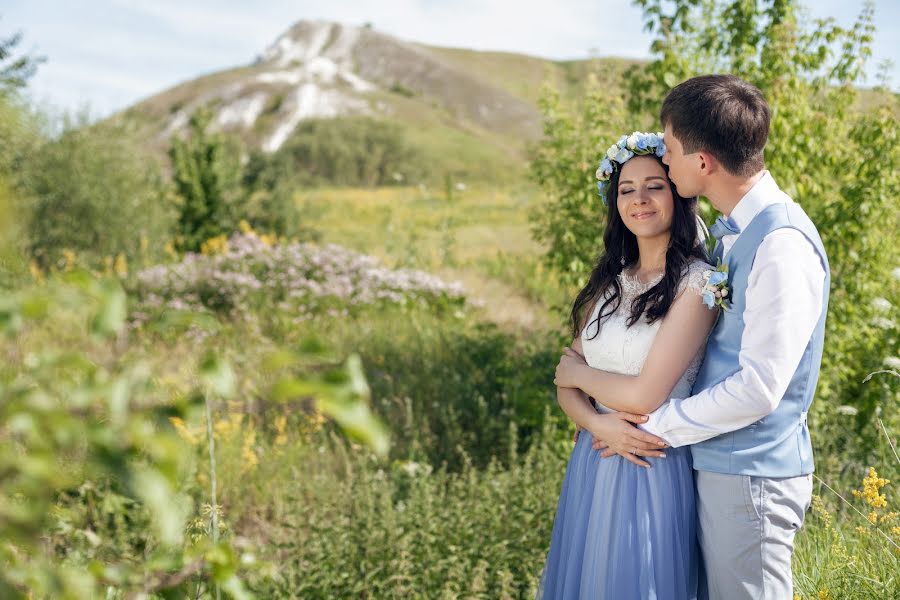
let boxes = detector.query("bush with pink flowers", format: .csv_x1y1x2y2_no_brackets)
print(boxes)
132,232,468,323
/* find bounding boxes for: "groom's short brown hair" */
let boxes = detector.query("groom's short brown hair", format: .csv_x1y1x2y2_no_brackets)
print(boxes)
660,74,769,177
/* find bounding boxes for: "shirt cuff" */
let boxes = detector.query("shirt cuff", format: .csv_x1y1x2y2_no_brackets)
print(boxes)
637,412,676,447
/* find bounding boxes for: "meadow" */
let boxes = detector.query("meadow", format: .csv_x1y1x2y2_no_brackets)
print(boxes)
1,0,899,598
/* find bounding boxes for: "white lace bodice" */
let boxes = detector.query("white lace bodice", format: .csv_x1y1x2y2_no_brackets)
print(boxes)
580,259,713,412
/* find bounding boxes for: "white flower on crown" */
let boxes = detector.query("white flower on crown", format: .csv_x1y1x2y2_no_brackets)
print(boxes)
594,130,666,207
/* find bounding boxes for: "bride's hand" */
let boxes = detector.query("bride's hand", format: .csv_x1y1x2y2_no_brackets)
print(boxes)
586,412,667,468
563,346,586,364
554,348,587,388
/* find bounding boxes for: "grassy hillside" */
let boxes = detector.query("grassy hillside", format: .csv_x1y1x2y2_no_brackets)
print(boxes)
111,19,642,184
291,183,570,331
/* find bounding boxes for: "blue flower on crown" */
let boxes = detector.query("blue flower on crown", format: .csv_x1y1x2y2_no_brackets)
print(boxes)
595,130,666,207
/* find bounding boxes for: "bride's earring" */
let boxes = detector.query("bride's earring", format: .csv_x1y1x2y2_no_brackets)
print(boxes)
620,240,626,266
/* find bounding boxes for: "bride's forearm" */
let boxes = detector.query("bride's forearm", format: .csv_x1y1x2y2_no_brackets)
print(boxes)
556,385,601,431
574,364,665,414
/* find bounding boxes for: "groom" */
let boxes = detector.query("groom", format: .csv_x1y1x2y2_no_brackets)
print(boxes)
598,74,830,599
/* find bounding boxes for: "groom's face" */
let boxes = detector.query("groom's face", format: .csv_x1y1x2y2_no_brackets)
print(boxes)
661,125,702,198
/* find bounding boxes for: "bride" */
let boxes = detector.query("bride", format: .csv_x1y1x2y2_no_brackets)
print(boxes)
536,131,717,599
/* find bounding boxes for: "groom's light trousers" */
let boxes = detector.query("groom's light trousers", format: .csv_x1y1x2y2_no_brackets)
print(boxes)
695,470,813,600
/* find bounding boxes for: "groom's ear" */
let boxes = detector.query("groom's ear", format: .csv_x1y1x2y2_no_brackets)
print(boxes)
696,151,720,176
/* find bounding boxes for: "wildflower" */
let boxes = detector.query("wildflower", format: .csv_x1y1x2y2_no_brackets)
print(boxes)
852,467,890,509
242,428,258,472
811,495,832,526
872,297,892,312
274,415,288,446
200,234,229,255
62,248,76,271
29,260,44,282
114,253,128,277
169,416,199,445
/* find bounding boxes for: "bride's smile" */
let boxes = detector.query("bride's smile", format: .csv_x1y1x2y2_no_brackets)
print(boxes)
616,156,674,241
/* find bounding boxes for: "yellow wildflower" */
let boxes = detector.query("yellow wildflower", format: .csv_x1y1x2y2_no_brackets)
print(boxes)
169,416,199,445
29,260,44,282
851,467,890,509
239,219,253,234
274,414,288,446
811,495,831,525
881,511,898,524
241,428,258,472
214,412,243,439
62,248,76,271
200,234,229,255
114,253,128,277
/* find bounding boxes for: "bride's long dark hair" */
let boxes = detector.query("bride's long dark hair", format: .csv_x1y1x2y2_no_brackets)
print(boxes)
571,155,706,339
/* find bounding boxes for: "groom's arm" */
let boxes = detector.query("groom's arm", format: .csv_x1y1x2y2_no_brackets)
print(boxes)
641,229,826,447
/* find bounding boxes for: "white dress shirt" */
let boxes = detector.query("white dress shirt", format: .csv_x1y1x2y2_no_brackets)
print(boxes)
642,171,826,447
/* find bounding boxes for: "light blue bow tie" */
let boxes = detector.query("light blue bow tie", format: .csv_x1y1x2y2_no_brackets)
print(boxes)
710,216,741,240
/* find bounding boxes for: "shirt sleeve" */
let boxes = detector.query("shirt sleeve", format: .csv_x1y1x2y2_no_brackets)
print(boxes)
641,228,826,447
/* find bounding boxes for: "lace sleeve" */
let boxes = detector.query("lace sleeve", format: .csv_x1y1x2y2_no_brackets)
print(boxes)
677,259,714,298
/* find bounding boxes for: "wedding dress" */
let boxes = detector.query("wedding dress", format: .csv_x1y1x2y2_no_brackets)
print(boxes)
536,259,711,600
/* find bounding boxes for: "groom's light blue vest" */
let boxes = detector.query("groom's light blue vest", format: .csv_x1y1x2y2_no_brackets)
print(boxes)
690,202,830,477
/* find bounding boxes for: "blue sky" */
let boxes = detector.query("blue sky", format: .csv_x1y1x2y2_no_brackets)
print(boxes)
4,0,898,117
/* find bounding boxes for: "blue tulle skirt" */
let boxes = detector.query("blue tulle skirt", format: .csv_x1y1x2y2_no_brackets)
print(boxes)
536,426,699,599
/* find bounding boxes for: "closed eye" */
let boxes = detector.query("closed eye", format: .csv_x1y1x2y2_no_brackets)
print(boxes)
620,188,634,194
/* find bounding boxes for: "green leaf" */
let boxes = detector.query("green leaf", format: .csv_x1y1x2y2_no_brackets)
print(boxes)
90,278,126,338
317,396,389,458
200,351,235,398
221,575,252,600
130,466,187,547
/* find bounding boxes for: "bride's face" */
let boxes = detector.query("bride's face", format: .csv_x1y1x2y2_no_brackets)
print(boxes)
616,156,675,240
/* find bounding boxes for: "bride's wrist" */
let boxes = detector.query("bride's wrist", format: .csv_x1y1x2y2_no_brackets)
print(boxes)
584,412,608,439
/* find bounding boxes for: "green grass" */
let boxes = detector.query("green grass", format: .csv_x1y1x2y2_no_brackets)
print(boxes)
292,184,570,330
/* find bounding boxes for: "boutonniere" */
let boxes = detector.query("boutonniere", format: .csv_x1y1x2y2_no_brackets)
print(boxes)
702,261,731,310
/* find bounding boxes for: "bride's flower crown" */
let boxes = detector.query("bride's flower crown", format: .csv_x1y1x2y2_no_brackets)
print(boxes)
596,131,667,206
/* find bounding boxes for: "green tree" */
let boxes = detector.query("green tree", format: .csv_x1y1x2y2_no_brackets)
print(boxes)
169,106,244,252
248,116,427,188
21,116,175,270
530,0,899,473
0,18,44,97
528,75,628,298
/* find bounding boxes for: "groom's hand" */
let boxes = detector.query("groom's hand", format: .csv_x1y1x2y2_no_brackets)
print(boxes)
587,412,667,468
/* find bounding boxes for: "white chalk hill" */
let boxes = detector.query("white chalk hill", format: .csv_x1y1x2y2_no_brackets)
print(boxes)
122,20,634,179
